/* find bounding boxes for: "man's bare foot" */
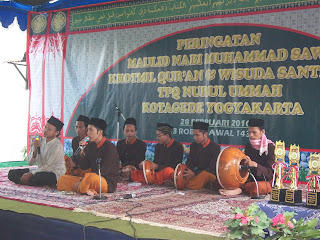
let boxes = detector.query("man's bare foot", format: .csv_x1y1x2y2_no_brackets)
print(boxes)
87,190,95,196
219,188,242,196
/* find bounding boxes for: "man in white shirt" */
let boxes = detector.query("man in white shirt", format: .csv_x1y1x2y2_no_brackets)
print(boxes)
8,116,66,186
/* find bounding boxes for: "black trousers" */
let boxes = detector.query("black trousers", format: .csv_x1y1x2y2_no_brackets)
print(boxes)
8,168,57,186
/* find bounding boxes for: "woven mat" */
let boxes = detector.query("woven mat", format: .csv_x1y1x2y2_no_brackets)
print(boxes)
0,166,172,209
0,166,269,236
74,188,267,236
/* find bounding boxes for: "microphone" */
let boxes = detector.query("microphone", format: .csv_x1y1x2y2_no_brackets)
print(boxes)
123,193,136,199
114,103,126,121
35,134,40,154
114,103,120,111
74,136,90,156
81,136,90,148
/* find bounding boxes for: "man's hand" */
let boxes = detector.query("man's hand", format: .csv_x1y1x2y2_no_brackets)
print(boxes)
183,168,195,179
78,139,88,157
138,161,158,171
65,157,76,168
33,139,41,151
79,139,87,146
20,172,33,185
244,156,258,168
79,148,86,157
32,139,41,158
150,162,158,171
138,161,144,169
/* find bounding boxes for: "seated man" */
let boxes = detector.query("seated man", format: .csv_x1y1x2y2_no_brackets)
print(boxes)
57,118,120,195
184,121,221,189
220,118,275,196
8,116,66,186
65,114,91,177
130,123,183,185
117,118,146,180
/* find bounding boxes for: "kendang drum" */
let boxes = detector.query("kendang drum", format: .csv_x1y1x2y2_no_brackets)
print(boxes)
174,163,189,190
216,147,249,190
143,160,155,184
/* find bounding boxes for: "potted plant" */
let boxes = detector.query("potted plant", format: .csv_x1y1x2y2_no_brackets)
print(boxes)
224,203,270,239
224,204,320,240
267,212,320,240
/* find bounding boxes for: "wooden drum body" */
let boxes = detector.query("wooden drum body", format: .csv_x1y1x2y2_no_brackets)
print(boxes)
216,147,249,190
143,160,155,184
174,163,189,190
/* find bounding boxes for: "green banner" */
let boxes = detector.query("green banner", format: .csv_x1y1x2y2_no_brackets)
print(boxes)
70,0,316,31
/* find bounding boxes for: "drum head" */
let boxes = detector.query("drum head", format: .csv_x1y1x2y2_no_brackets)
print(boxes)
143,160,155,184
216,147,249,190
174,163,189,190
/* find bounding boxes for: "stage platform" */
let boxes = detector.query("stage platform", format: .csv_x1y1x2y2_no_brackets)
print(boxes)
0,163,224,239
1,162,319,239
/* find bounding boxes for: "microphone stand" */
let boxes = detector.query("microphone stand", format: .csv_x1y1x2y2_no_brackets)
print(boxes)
240,165,266,199
93,158,108,200
249,171,265,199
114,103,126,142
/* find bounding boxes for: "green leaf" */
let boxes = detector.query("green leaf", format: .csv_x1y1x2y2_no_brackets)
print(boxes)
225,219,235,226
255,222,270,229
221,233,227,238
282,228,293,234
296,223,310,233
270,233,283,239
279,236,293,240
269,226,281,232
299,229,320,238
242,230,249,236
233,207,242,214
296,218,303,225
224,233,231,240
247,203,259,214
231,229,243,239
230,220,241,228
265,236,273,240
251,221,259,226
247,237,263,240
252,228,265,235
306,218,318,229
283,211,295,223
283,211,295,218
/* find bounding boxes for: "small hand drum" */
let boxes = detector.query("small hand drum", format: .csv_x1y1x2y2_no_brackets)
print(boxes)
143,160,155,184
216,147,249,190
174,163,189,190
